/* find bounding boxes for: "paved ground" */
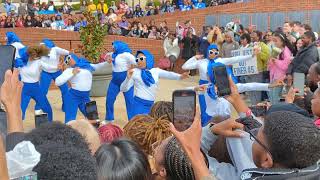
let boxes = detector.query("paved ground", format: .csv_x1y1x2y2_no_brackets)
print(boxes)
23,76,198,131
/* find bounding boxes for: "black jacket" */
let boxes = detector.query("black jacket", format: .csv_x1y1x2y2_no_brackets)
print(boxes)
287,43,319,75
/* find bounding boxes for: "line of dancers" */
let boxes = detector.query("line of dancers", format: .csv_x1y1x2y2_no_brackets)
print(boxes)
5,32,282,126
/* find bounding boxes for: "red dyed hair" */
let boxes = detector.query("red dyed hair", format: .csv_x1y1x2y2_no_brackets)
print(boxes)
98,124,123,143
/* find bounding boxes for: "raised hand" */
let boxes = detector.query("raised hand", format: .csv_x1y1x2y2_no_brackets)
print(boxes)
212,118,244,137
268,79,285,88
180,72,190,80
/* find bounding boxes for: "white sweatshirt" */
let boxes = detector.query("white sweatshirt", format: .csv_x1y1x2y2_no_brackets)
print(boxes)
182,55,252,81
55,62,109,91
11,42,25,59
205,83,270,117
111,52,136,72
120,68,181,101
19,60,57,83
163,37,180,59
40,47,69,73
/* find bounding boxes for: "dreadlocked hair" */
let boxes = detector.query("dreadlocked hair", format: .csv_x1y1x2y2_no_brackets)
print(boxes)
123,115,172,155
27,45,49,60
164,137,208,180
98,124,123,143
149,101,173,122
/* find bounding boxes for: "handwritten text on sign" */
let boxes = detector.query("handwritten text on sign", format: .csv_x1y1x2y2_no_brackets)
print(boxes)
231,48,258,76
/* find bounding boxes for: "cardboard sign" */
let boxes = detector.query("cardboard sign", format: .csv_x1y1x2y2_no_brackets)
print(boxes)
231,48,258,76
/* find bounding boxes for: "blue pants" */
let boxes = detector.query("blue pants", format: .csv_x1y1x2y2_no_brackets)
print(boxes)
35,71,69,112
129,96,154,120
105,71,134,121
65,89,90,123
21,82,53,121
199,80,211,126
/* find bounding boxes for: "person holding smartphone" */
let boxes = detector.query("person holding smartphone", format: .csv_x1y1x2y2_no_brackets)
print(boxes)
182,44,254,125
55,54,109,123
16,46,55,122
120,50,189,119
105,41,136,122
5,31,25,59
34,39,70,115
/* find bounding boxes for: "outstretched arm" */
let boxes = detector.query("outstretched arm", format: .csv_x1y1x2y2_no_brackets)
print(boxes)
55,68,75,86
216,55,252,65
90,62,111,71
157,68,184,80
120,68,135,92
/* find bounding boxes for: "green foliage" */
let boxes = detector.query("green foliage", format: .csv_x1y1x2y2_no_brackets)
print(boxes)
79,11,108,63
146,0,162,7
71,3,81,10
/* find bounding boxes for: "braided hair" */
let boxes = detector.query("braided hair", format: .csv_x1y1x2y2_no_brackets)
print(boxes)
149,101,173,122
164,137,209,180
123,115,172,155
98,124,123,143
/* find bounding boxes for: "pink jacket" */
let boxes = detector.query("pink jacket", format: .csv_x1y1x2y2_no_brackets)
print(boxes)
268,46,292,82
315,119,320,127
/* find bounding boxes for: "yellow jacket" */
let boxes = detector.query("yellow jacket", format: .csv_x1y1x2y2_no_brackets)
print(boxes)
256,42,271,72
97,3,108,14
87,4,97,13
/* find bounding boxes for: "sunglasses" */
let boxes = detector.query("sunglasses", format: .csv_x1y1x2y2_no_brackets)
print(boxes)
64,55,71,65
136,56,146,63
247,128,274,161
209,50,219,55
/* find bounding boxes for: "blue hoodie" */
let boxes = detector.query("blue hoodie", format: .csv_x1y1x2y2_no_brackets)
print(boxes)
136,50,155,87
42,38,56,49
112,41,132,65
6,32,21,45
15,47,29,68
66,54,95,72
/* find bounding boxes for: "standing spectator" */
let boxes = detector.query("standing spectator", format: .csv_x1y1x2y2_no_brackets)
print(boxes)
42,15,52,28
146,0,155,10
287,31,320,85
41,2,48,11
221,31,239,58
207,26,224,50
283,22,296,44
164,32,180,71
268,32,294,104
180,0,192,11
18,2,28,17
181,29,198,75
183,20,196,37
87,1,97,14
33,15,42,27
239,33,252,49
118,15,129,36
50,16,57,29
124,8,134,19
245,30,271,105
295,38,303,52
109,1,118,13
107,8,117,22
27,0,36,16
65,19,75,31
141,24,149,38
62,1,72,14
193,0,206,9
148,26,160,39
47,1,56,11
161,0,174,13
133,5,144,18
291,21,302,39
4,0,15,16
15,16,24,27
97,0,108,14
119,0,129,15
80,0,87,13
198,26,210,56
24,15,34,27
264,31,274,53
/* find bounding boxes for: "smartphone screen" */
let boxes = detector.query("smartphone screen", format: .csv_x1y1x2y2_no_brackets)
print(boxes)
0,45,16,86
35,114,48,128
213,66,231,96
293,73,305,96
173,90,196,131
249,105,267,117
85,101,99,120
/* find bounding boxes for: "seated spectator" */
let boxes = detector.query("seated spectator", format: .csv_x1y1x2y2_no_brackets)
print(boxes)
18,2,28,17
27,0,36,16
193,0,206,9
107,8,117,22
95,139,152,180
65,18,75,31
221,31,240,57
97,0,108,14
15,16,24,27
159,27,169,40
108,22,122,35
128,23,141,37
148,19,157,30
118,15,130,36
24,15,34,27
124,8,134,19
74,16,87,31
55,14,65,29
148,26,160,39
0,16,6,28
109,1,118,12
4,16,14,28
119,0,129,15
42,15,52,28
141,24,149,38
98,123,123,143
47,1,56,11
161,0,175,13
87,1,97,14
61,1,72,14
159,21,168,34
33,16,42,27
134,4,144,18
40,2,48,11
180,0,192,11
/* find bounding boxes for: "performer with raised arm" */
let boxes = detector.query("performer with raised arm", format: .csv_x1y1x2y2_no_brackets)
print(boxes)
105,41,136,122
5,32,25,59
120,50,189,119
16,46,54,122
182,44,254,126
55,54,110,123
35,39,70,114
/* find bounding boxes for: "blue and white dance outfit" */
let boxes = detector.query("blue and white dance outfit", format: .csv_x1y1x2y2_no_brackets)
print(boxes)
16,47,54,121
120,50,182,119
55,54,109,123
35,39,70,112
106,41,136,121
182,44,252,126
6,32,25,59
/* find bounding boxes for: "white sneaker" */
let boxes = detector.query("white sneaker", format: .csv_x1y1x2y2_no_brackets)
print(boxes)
35,110,44,115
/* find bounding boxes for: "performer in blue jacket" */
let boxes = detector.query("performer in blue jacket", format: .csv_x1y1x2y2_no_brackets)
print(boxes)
5,32,25,59
35,39,70,114
55,54,109,123
105,41,136,122
120,50,189,119
16,46,54,121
